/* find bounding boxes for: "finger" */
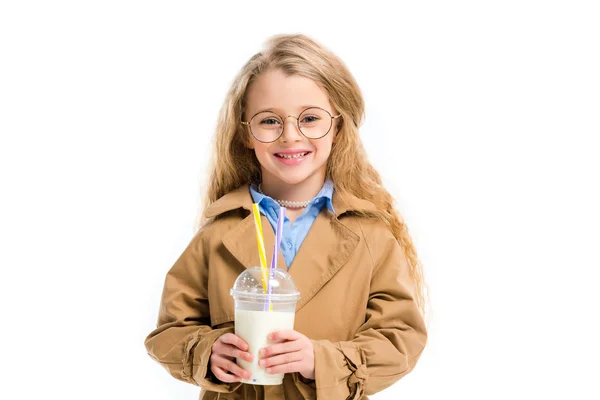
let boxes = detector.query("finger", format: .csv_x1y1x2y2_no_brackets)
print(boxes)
211,365,242,383
210,351,232,366
259,350,303,368
212,356,252,381
220,333,249,351
268,330,301,342
215,342,253,362
260,339,302,357
265,360,304,375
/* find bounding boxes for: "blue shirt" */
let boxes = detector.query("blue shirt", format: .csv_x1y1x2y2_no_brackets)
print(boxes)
249,180,335,269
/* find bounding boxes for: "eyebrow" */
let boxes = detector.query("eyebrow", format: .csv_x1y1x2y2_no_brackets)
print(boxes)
254,105,326,115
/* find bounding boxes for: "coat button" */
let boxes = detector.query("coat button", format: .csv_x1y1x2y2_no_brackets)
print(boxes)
286,241,292,249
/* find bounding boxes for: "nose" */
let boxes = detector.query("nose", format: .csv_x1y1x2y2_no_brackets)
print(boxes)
279,116,303,142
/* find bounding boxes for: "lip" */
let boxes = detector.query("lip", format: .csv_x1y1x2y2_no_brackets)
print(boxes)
273,149,312,155
273,150,312,166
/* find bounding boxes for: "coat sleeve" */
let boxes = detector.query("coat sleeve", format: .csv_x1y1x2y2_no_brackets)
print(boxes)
144,229,242,394
296,226,428,399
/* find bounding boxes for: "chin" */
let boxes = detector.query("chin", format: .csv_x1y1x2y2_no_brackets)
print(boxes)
262,163,327,186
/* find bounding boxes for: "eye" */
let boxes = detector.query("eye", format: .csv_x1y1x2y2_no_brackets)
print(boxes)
301,115,320,123
260,118,281,125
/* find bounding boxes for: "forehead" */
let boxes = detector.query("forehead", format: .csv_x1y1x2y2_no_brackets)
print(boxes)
245,69,331,113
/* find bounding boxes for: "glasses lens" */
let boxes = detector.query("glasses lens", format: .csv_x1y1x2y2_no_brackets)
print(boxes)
249,112,283,142
298,108,332,139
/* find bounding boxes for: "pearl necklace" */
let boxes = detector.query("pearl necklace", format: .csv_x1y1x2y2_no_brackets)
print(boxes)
257,184,312,209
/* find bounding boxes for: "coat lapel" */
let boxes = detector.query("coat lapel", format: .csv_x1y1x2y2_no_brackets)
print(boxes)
287,210,359,311
223,213,272,270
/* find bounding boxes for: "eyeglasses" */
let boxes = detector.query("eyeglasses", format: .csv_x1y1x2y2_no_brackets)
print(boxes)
241,107,342,143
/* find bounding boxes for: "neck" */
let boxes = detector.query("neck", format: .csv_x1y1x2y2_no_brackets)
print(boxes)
260,175,325,203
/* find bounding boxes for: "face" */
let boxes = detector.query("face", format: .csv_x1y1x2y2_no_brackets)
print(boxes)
243,69,337,190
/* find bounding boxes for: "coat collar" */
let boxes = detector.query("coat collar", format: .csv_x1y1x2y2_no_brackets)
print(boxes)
204,184,377,219
204,184,378,312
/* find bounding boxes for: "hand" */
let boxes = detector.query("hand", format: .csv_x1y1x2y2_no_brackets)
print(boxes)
210,333,254,383
258,330,315,380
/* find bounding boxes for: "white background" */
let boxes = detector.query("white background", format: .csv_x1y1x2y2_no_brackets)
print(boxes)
1,1,599,399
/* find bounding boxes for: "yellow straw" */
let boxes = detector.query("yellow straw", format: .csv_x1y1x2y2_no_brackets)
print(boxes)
251,203,269,293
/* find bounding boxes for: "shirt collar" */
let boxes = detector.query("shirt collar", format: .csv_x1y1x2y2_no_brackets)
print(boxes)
249,180,335,213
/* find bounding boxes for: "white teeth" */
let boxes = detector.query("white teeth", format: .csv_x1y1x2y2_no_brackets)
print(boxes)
277,152,308,159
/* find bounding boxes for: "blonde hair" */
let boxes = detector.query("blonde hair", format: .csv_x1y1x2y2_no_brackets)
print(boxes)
199,34,427,315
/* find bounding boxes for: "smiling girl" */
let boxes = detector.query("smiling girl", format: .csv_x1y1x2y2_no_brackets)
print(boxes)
145,33,427,400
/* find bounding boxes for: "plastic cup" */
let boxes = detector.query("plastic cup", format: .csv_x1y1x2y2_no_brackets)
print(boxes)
230,266,300,385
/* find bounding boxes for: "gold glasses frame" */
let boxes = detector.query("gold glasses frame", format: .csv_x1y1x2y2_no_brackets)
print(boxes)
241,106,342,143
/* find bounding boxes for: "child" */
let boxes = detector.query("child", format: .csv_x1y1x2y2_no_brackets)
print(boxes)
144,33,427,400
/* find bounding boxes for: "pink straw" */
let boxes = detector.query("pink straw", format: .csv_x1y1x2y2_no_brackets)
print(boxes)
265,207,285,311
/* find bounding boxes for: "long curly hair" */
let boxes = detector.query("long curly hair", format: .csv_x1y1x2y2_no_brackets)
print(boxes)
198,33,427,315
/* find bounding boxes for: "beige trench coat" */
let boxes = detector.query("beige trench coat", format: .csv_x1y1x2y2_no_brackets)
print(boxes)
144,185,427,399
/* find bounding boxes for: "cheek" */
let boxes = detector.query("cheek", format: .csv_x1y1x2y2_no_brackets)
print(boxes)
315,138,334,155
253,143,272,160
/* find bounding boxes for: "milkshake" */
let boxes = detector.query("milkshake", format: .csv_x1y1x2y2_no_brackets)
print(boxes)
235,309,295,384
230,266,300,385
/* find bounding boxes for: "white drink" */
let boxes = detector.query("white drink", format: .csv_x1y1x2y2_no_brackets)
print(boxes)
234,309,295,385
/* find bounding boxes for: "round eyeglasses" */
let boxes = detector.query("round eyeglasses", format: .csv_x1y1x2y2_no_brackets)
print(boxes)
241,107,341,143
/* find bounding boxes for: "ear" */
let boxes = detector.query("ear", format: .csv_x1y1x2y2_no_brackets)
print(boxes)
242,126,255,149
332,121,341,144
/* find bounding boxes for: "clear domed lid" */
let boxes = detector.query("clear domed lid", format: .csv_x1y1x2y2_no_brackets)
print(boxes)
230,266,300,301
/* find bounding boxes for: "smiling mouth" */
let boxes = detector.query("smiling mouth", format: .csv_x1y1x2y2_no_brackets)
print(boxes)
274,152,311,159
